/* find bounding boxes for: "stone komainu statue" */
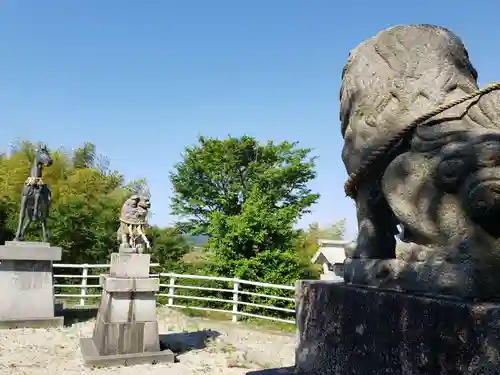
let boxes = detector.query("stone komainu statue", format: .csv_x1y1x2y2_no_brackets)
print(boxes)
117,194,151,253
341,24,500,298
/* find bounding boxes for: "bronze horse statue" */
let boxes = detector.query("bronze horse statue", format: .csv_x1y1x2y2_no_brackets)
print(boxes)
14,145,53,242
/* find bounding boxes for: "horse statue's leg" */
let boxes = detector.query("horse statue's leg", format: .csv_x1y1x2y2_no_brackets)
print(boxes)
41,212,49,242
39,189,50,242
41,219,49,242
20,212,34,241
32,188,41,220
14,194,28,241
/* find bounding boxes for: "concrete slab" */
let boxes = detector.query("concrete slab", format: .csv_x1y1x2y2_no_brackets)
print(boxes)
80,337,175,367
4,241,50,247
110,253,150,278
0,241,62,261
100,275,159,292
0,316,64,329
0,259,56,320
295,280,500,375
118,244,136,253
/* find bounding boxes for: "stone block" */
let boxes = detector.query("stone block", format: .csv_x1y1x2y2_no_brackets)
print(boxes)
100,275,159,292
93,318,160,354
92,288,161,354
295,280,500,375
96,288,158,323
118,244,136,253
80,337,174,367
0,241,62,328
80,279,171,367
344,258,481,299
0,259,55,321
4,241,50,247
320,273,343,281
0,241,62,261
110,253,150,278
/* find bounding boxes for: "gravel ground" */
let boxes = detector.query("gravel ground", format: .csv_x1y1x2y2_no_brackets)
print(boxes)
0,308,295,375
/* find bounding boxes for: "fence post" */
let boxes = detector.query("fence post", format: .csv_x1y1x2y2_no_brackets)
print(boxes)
168,275,176,306
232,278,239,323
80,264,88,306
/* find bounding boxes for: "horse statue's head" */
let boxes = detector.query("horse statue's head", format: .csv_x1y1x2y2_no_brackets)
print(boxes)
35,144,53,167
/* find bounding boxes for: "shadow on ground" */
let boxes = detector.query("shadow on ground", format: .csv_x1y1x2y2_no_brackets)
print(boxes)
159,330,221,354
57,306,220,356
57,307,99,326
245,367,295,375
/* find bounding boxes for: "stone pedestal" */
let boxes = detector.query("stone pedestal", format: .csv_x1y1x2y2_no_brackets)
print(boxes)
0,241,63,328
343,258,486,299
80,252,174,367
295,280,500,375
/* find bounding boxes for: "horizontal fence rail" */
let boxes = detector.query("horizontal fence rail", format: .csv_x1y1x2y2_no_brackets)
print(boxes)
53,263,296,324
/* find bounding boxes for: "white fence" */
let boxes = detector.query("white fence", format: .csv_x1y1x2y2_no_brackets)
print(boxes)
53,263,296,324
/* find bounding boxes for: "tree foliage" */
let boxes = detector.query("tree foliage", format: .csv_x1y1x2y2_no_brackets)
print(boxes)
0,140,189,266
170,135,320,288
170,136,319,235
149,226,191,269
0,136,344,320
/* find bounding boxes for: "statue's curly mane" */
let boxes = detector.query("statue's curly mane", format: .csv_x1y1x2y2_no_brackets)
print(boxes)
339,24,500,175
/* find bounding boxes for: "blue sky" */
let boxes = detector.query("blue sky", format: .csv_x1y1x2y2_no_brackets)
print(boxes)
0,1,499,239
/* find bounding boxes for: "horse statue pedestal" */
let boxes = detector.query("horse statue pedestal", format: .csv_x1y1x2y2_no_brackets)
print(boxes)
79,252,174,367
295,280,500,374
0,241,63,328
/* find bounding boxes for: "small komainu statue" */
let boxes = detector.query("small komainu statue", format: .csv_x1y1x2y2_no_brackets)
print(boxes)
117,194,151,253
340,24,500,299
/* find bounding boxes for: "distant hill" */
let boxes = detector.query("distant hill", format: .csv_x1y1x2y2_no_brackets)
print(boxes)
183,234,209,247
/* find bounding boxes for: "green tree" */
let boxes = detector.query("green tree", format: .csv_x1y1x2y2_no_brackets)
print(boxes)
149,226,191,270
170,135,319,235
0,141,128,262
202,187,316,317
0,139,193,295
170,135,319,291
204,186,304,274
124,178,150,196
72,142,97,169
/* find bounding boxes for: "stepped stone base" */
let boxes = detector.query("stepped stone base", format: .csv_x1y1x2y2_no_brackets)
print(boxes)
80,252,174,367
80,337,174,367
0,241,63,328
295,280,500,375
